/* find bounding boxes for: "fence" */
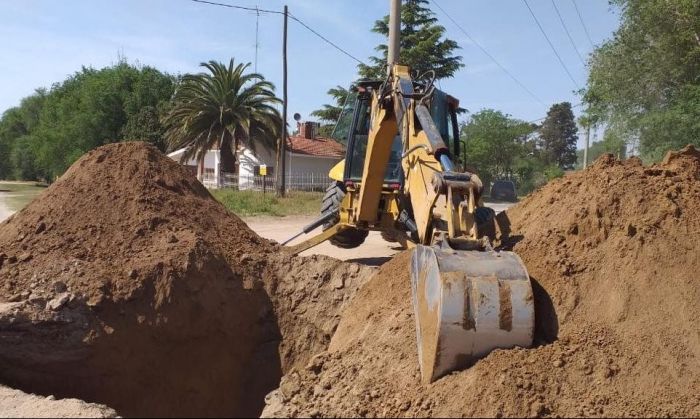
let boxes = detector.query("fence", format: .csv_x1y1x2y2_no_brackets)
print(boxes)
200,172,330,192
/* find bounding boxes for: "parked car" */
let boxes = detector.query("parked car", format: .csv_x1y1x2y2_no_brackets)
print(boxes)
490,180,517,202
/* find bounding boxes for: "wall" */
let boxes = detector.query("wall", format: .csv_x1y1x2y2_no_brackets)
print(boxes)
168,149,220,187
237,146,276,189
285,153,338,176
169,147,341,190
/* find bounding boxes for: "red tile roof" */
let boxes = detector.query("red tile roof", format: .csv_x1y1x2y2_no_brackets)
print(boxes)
286,135,345,158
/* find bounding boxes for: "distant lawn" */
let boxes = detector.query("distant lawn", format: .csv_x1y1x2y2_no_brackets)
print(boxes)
211,189,323,217
0,181,46,212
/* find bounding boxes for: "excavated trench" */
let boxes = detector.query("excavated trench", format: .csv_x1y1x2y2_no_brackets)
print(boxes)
2,142,700,417
0,142,373,417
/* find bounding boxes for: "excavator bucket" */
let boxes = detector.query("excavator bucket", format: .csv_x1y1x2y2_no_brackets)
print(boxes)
410,242,535,383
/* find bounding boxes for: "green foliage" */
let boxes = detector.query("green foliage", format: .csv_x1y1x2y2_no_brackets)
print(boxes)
0,60,175,181
512,155,547,195
461,109,536,190
460,108,581,195
358,0,463,80
585,0,700,160
10,136,40,180
576,130,627,168
539,102,578,169
162,59,282,175
543,165,565,181
312,1,462,142
310,86,349,123
310,85,350,141
210,189,323,217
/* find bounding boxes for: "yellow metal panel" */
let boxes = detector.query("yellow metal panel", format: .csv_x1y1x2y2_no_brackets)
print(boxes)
287,223,349,255
328,159,345,182
403,129,442,244
356,107,398,222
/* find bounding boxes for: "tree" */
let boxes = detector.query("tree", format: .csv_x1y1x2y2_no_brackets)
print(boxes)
575,130,627,169
310,85,350,139
312,1,462,141
585,0,700,160
0,91,47,180
311,86,349,123
162,59,282,176
359,0,463,80
461,109,536,189
539,102,578,169
0,60,176,181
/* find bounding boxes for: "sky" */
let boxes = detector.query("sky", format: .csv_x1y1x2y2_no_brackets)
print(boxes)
0,0,621,147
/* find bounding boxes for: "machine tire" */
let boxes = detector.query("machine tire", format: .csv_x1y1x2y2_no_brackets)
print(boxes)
320,181,368,249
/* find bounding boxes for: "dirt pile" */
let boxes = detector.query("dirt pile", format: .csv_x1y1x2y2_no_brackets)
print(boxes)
263,145,700,418
0,142,373,417
0,385,117,418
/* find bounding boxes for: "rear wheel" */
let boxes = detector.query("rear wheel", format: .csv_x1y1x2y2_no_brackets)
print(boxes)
321,181,368,249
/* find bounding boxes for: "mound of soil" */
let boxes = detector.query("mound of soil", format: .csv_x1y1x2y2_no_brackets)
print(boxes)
263,145,700,418
0,142,373,417
0,385,117,418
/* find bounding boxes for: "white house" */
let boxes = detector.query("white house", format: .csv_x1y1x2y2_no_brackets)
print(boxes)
167,121,345,190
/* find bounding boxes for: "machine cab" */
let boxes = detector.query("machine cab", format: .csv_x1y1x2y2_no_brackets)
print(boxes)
332,80,462,187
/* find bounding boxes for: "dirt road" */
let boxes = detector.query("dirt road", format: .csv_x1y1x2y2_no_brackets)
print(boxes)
243,216,400,266
0,199,14,222
243,201,515,266
0,183,45,222
0,203,11,223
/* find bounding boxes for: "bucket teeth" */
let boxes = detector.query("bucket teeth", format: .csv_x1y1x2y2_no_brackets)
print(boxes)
410,244,534,383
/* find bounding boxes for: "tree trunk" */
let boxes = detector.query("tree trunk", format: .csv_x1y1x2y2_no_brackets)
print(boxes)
219,132,237,175
197,157,204,181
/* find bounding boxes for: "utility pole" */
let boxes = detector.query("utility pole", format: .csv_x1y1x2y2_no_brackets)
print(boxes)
276,5,288,197
387,0,401,74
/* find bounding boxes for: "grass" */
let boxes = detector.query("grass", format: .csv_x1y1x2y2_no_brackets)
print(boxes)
0,181,46,212
210,189,324,217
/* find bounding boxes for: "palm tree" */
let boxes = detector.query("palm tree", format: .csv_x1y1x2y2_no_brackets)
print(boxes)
163,59,282,178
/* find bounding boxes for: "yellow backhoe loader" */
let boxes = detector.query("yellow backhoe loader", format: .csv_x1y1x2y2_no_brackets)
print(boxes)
283,0,534,384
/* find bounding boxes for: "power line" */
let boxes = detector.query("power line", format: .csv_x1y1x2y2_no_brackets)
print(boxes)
191,0,281,14
571,0,595,48
551,0,586,67
527,101,583,124
287,12,366,66
190,0,367,66
430,0,546,107
521,0,580,89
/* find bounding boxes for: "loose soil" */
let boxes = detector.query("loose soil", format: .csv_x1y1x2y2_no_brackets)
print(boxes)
0,142,373,417
2,141,699,418
0,385,116,418
262,145,700,418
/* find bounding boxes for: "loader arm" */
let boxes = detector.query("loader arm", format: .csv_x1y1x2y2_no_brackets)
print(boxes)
355,65,480,245
284,65,534,385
